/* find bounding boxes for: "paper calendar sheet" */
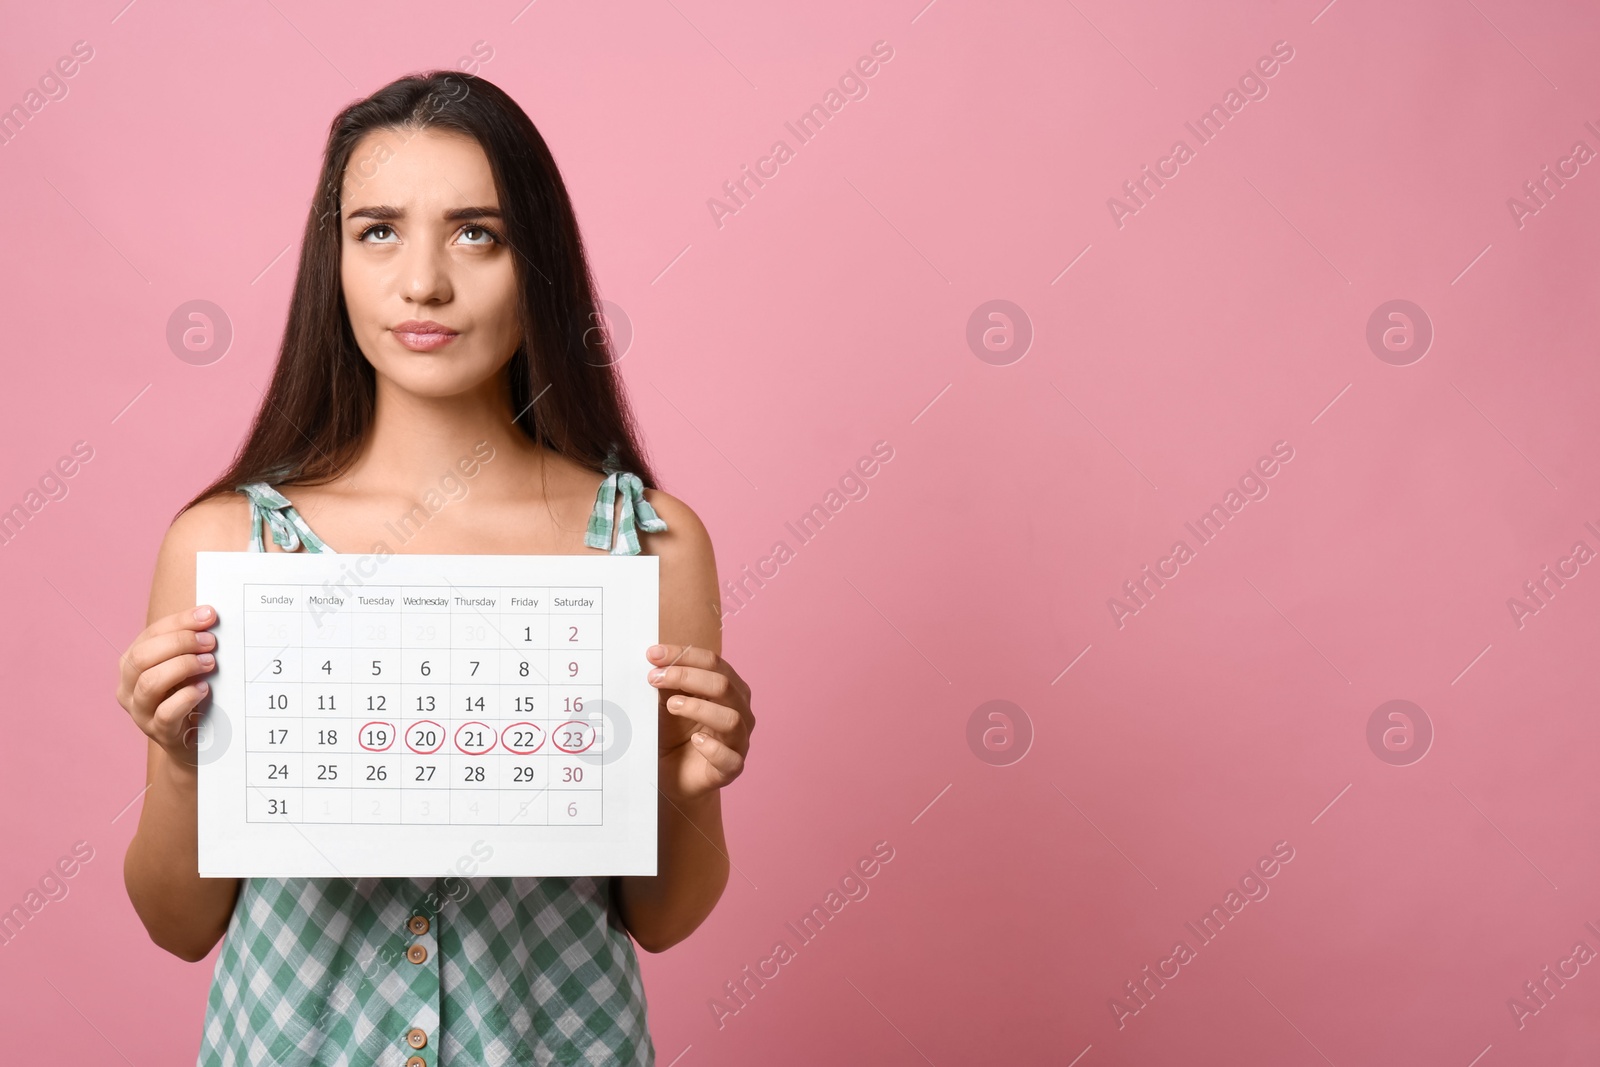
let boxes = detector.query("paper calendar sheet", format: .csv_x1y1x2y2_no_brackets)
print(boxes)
194,551,658,877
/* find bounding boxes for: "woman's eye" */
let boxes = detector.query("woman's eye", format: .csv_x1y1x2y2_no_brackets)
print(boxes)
354,222,498,245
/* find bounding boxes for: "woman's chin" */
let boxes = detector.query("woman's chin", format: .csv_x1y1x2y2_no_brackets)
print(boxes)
373,363,503,402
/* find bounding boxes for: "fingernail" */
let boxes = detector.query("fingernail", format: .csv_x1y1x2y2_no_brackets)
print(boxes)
648,668,665,683
667,696,684,710
194,606,213,621
691,733,706,744
648,645,665,659
196,680,210,693
198,653,215,669
197,631,216,649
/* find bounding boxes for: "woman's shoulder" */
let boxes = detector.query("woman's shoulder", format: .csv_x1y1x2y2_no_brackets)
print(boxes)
547,450,706,545
636,486,720,648
145,491,254,623
164,490,253,552
638,486,710,556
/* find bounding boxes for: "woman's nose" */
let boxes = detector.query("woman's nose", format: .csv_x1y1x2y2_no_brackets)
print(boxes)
400,241,452,303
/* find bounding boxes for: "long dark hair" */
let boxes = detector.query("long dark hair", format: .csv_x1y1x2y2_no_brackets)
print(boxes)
183,69,655,513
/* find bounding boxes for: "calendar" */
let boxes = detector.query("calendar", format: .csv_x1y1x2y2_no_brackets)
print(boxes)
194,551,658,878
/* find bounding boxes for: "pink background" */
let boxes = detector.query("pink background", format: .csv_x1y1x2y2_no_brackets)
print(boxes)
3,0,1599,1063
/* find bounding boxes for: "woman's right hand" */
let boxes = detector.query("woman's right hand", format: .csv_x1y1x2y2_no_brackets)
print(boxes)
117,604,220,771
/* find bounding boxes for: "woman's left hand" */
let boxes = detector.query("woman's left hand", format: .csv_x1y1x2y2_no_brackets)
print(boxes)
647,643,753,803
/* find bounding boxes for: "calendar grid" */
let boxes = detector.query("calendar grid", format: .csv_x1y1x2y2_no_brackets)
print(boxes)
242,583,605,828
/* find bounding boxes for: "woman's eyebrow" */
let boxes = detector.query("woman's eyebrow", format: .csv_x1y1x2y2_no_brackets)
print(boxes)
345,205,504,222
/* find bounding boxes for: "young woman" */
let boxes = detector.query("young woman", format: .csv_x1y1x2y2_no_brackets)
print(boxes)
116,71,754,1066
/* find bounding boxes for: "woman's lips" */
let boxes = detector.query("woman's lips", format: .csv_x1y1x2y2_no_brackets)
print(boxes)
392,328,459,352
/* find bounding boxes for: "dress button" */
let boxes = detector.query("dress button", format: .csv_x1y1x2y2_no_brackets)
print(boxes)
407,943,428,964
406,1058,426,1067
408,914,430,935
406,1027,428,1049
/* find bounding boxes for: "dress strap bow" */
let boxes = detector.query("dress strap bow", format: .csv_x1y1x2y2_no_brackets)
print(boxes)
235,482,336,554
584,463,667,556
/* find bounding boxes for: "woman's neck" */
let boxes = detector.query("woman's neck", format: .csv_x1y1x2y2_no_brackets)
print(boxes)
337,371,544,500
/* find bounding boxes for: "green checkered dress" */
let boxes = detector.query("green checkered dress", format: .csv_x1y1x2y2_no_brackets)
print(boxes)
198,461,667,1067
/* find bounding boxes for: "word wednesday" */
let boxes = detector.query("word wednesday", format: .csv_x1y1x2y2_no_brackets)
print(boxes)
1108,439,1295,629
1110,840,1296,1029
1107,40,1296,229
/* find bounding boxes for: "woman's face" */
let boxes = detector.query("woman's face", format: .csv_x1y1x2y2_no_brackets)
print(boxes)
339,125,522,400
